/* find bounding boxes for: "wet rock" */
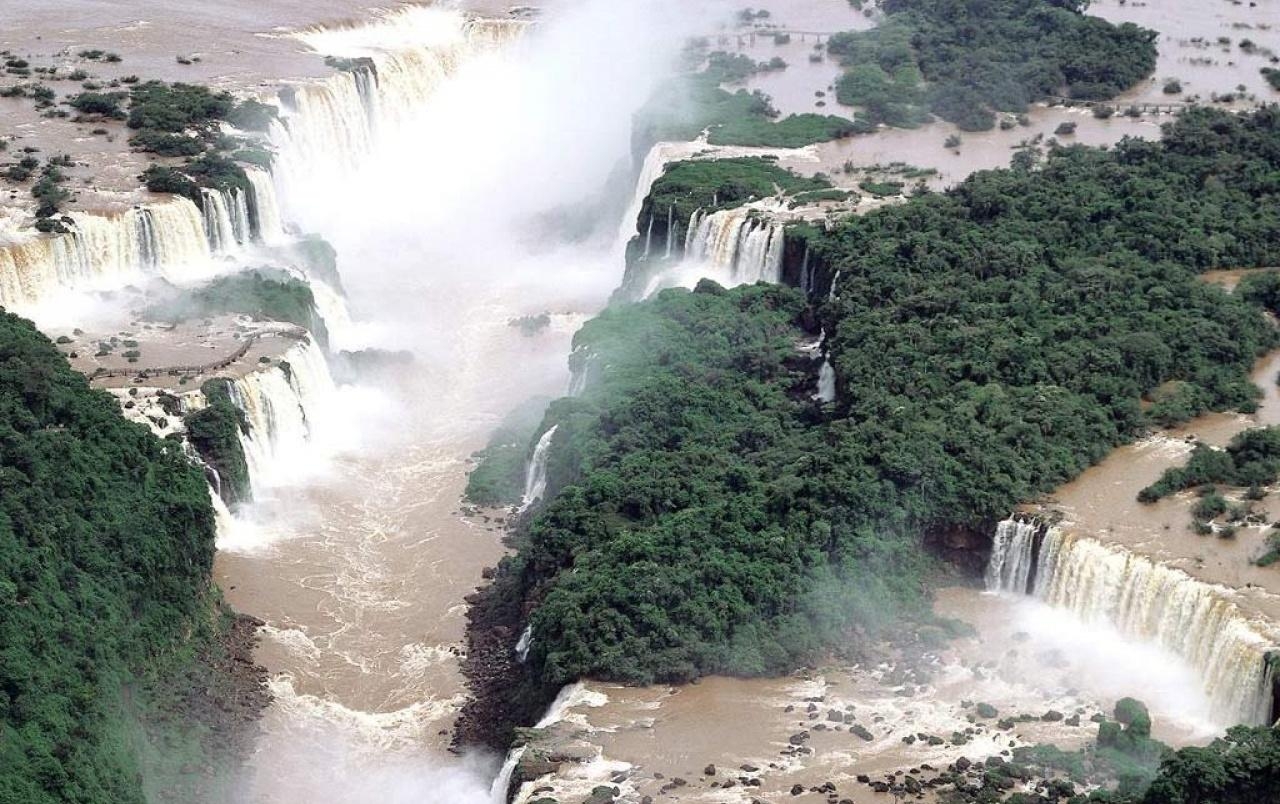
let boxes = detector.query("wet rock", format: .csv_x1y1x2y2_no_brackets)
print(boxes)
851,724,874,741
704,764,716,776
740,764,759,773
582,785,618,804
954,757,971,772
828,710,844,722
975,702,998,719
1042,710,1064,722
791,784,805,795
789,731,810,745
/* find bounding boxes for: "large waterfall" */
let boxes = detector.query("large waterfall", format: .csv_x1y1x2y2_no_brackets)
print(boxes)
987,517,1280,726
0,198,209,306
684,206,786,285
0,171,289,308
270,8,525,197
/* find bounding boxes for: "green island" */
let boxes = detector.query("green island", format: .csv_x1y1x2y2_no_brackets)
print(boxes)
0,310,264,803
830,0,1158,131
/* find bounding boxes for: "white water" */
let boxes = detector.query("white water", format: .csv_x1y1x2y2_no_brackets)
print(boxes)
615,140,702,257
245,167,286,244
984,517,1041,594
987,517,1279,726
269,7,526,212
211,1,716,800
228,335,336,494
201,188,240,253
520,425,558,510
515,624,533,663
0,197,213,307
643,204,786,297
813,358,836,403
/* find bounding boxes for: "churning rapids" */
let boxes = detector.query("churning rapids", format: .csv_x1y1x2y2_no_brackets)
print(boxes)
4,0,1280,802
200,3,701,802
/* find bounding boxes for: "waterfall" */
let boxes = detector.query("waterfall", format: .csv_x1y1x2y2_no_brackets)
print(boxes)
986,517,1280,725
685,207,786,285
985,517,1042,594
684,208,703,256
616,141,703,258
489,745,527,804
245,167,286,244
520,425,558,510
799,244,812,295
202,188,240,252
664,205,676,259
231,188,252,245
0,197,212,306
228,335,335,493
515,624,533,663
566,348,598,397
270,8,525,200
828,269,841,302
813,358,836,403
642,213,654,260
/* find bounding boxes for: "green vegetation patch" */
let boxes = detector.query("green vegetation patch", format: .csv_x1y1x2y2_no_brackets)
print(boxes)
829,0,1158,130
1138,428,1280,502
184,379,252,506
144,270,328,347
465,396,552,507
492,106,1279,692
644,157,830,227
0,309,247,802
635,47,868,149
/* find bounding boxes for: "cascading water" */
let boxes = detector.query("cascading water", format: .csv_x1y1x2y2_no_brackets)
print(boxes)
520,425,558,510
202,188,241,253
245,167,286,244
269,8,526,204
515,624,533,663
0,197,212,306
228,335,335,493
813,358,836,403
986,517,1280,726
566,349,599,397
684,206,786,285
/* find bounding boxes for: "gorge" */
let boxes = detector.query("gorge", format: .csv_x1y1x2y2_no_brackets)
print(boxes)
2,1,1280,804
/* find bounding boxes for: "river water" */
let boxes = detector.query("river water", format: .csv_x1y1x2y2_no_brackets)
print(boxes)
4,0,1274,800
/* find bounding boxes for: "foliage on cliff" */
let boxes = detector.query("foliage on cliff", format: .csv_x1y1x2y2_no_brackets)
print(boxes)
829,0,1158,130
641,157,830,227
129,81,275,202
464,396,551,507
475,107,1279,690
145,270,329,348
0,310,253,803
185,379,253,506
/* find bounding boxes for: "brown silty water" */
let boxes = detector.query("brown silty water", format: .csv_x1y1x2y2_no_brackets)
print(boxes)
0,0,544,214
4,0,1277,801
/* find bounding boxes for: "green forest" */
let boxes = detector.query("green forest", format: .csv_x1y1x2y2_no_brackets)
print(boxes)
474,107,1280,694
632,0,1156,150
830,0,1158,130
0,311,253,803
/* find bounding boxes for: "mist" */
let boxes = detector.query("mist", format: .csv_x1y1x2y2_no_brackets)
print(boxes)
227,2,734,802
